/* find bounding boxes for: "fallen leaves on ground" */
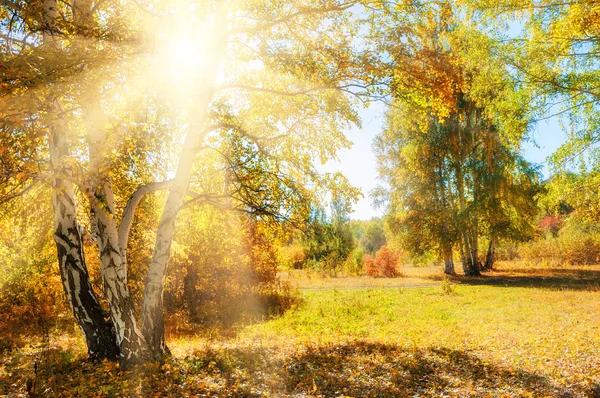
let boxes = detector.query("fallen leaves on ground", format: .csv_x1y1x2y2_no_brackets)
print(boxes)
2,339,599,397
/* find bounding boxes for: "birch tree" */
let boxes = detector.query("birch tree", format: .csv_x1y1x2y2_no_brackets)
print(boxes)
372,2,539,275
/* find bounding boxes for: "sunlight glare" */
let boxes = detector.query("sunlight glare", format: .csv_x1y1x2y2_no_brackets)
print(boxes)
154,6,213,90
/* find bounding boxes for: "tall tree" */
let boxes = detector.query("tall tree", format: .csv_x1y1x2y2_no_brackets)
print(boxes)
373,2,539,275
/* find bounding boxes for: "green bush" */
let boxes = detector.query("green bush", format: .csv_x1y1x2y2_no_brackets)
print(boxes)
343,248,365,276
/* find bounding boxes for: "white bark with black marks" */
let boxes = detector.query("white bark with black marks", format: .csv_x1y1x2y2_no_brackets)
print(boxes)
443,245,455,275
84,78,149,363
142,3,229,356
44,0,119,361
483,238,495,272
72,0,149,364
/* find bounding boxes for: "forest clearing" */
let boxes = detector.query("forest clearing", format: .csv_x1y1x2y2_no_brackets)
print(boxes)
2,263,600,397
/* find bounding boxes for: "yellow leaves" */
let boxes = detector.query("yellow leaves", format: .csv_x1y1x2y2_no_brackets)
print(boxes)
15,171,27,181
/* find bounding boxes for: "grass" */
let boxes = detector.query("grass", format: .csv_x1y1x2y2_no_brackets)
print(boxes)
2,262,600,396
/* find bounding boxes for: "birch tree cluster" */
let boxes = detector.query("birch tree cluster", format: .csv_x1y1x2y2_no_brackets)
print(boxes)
0,0,372,364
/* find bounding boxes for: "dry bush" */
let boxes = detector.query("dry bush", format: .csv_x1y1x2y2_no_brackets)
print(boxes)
0,262,64,352
364,255,376,277
518,232,600,266
495,242,521,262
364,246,402,277
285,244,307,270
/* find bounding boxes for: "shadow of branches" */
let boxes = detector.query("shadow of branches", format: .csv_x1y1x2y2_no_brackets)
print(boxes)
283,342,594,397
3,340,598,397
454,268,600,291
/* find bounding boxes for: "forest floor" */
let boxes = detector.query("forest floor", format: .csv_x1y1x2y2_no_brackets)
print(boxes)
2,262,600,397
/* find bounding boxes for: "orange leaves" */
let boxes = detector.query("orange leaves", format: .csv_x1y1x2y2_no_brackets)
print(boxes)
364,246,402,278
386,5,468,120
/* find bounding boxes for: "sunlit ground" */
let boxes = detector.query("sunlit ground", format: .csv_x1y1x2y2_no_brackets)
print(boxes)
2,263,600,397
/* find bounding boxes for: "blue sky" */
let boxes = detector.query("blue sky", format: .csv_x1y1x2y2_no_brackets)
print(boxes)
322,104,568,220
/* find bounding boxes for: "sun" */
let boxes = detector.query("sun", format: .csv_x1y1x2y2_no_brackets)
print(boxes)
152,5,215,89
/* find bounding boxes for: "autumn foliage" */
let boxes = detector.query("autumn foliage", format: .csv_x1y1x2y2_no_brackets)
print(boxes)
364,246,401,278
539,215,563,237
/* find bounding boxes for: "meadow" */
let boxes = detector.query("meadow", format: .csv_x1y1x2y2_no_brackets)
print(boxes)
2,262,599,397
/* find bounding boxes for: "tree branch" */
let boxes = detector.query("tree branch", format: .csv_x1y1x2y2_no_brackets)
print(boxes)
118,180,173,255
231,2,357,35
180,191,232,211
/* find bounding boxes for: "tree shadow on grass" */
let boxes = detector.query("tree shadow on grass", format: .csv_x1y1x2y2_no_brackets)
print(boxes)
453,268,600,291
283,341,593,397
5,340,599,397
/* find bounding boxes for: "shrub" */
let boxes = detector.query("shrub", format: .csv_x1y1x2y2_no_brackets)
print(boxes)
364,255,376,277
512,217,600,266
343,248,365,276
495,242,520,261
166,209,299,332
322,251,344,272
408,250,434,267
539,215,564,237
365,246,401,277
279,244,307,270
518,232,600,266
0,204,66,352
440,274,455,295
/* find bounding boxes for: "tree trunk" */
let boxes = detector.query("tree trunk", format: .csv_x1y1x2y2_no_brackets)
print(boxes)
460,230,480,276
482,238,495,271
460,230,472,275
44,0,119,361
85,96,148,363
443,245,455,275
90,195,148,363
71,0,149,364
454,162,479,276
50,128,120,361
142,4,228,357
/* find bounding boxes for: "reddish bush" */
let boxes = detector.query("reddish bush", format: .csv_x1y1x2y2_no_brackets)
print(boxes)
539,216,563,237
364,255,377,276
364,246,401,277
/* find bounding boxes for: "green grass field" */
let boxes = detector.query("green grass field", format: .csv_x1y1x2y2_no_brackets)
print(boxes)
2,263,600,397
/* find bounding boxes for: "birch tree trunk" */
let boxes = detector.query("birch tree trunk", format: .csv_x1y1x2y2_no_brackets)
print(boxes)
443,244,455,275
437,161,455,276
88,187,147,362
454,160,480,276
461,230,475,275
142,3,228,356
83,63,148,364
482,238,495,271
73,0,148,363
455,164,477,275
44,0,119,360
469,229,481,275
50,123,120,360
